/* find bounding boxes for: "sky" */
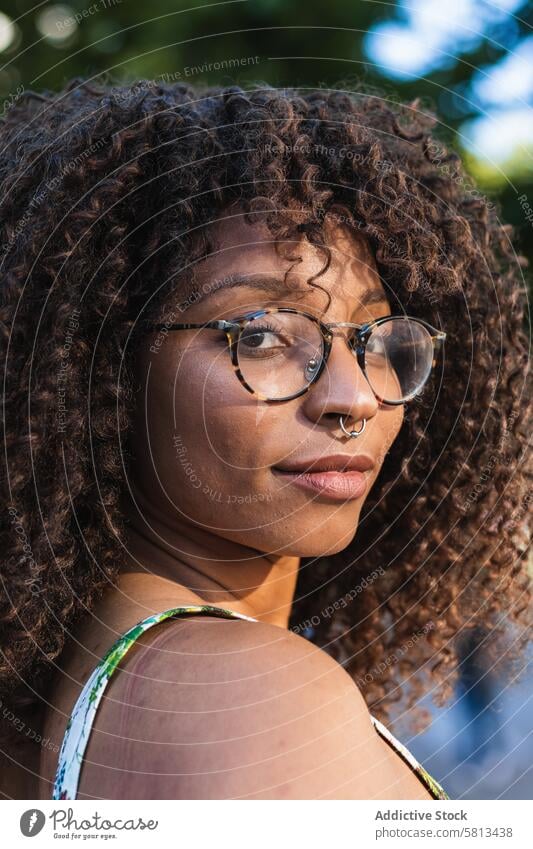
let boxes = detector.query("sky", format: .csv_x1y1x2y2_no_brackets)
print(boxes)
364,0,533,174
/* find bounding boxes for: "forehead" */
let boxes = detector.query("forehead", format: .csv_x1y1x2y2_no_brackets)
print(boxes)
174,209,388,315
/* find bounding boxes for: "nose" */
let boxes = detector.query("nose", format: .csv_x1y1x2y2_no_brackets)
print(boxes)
301,331,379,429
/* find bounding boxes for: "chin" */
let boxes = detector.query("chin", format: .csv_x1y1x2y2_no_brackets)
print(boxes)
276,528,359,558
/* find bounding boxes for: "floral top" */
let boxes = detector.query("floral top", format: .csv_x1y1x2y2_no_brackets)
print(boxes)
52,604,449,800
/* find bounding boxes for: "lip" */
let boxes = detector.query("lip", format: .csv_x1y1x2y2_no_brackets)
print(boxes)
272,453,375,502
274,453,375,474
272,468,369,501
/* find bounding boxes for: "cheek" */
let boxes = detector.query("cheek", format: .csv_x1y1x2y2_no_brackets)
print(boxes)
141,349,267,497
374,406,404,470
174,356,244,457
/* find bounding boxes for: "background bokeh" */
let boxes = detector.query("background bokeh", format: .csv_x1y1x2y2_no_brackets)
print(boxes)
0,0,530,800
0,0,531,271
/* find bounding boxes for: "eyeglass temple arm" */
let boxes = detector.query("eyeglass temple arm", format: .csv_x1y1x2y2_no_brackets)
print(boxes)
150,320,239,331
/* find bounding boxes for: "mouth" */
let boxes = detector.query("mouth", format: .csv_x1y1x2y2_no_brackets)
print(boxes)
271,466,369,502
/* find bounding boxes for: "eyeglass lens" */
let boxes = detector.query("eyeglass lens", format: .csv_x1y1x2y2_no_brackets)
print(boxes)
236,313,434,403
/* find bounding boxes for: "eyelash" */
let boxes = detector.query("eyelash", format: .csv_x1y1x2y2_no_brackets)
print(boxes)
216,322,280,342
242,322,278,334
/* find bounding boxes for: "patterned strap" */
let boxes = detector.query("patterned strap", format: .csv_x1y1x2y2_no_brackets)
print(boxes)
52,604,449,800
371,715,449,800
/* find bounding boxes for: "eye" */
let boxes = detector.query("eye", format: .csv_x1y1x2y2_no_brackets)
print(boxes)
239,323,291,358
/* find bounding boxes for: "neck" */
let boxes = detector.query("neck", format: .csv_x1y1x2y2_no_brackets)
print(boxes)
120,491,300,629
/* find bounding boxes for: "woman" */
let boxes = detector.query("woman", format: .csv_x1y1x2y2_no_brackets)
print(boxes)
0,78,530,800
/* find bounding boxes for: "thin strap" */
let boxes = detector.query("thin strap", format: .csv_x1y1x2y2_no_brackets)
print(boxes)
52,605,449,800
371,715,449,800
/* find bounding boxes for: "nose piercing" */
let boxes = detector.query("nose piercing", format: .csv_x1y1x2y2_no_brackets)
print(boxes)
339,415,366,438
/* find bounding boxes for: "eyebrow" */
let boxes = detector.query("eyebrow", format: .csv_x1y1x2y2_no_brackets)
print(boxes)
177,273,389,311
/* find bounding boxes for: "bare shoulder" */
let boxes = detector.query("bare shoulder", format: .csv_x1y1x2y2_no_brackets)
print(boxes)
74,613,413,800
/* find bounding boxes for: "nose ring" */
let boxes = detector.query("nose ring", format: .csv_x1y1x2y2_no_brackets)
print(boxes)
339,415,366,438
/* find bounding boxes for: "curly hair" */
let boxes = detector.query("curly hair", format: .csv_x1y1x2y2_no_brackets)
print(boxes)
0,76,531,750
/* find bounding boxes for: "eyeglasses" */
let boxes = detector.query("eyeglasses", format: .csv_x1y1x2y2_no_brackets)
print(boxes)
151,308,446,405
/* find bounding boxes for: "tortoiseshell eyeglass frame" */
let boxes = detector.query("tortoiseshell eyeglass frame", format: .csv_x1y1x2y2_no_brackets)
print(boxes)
150,307,446,405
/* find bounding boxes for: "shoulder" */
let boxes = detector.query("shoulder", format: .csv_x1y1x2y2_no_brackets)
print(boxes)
77,613,384,799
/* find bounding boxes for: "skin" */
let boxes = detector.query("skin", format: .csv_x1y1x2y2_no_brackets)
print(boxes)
120,207,404,627
33,209,434,800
